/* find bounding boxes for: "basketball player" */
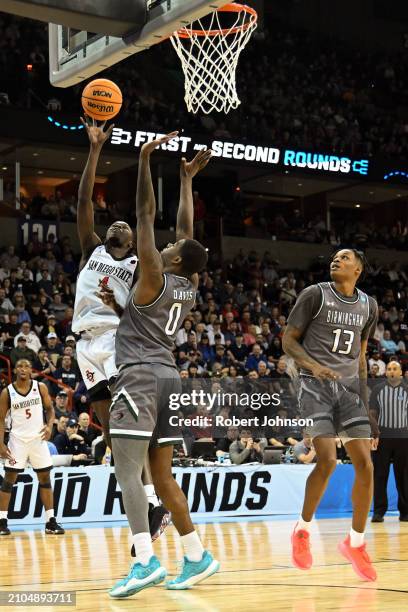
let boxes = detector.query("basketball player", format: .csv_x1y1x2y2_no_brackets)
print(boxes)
0,359,65,535
105,132,219,598
72,117,167,539
283,249,379,581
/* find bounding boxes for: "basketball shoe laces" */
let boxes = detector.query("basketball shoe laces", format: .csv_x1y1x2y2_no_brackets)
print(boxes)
296,531,310,552
355,543,371,565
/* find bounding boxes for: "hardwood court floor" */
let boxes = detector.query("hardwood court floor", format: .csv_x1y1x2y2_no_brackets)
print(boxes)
0,517,407,611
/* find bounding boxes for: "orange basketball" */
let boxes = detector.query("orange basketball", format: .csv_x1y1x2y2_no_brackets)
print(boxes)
81,78,122,121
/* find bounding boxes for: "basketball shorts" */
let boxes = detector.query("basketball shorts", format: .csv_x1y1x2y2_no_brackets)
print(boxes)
76,328,118,400
109,363,183,448
298,376,371,443
5,435,52,472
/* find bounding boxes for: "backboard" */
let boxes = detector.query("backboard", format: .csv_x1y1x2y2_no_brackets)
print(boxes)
49,0,228,88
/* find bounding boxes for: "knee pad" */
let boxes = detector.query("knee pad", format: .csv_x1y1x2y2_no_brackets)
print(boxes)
0,480,14,493
38,481,52,489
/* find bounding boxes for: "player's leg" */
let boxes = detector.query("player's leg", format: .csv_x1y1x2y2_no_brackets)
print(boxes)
338,437,377,581
292,436,337,570
372,437,392,521
389,438,408,520
30,439,64,534
148,444,220,590
0,469,20,535
108,437,167,598
141,459,171,542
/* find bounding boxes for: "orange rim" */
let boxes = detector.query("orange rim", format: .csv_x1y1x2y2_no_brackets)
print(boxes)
175,3,258,38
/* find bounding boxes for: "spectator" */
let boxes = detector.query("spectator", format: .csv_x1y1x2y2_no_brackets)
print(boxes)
369,350,387,376
216,426,239,458
32,346,56,380
53,417,91,461
229,429,267,464
54,355,80,392
77,412,100,445
51,414,68,440
245,344,267,371
14,321,41,353
293,437,317,464
380,330,399,357
10,336,36,366
53,390,71,419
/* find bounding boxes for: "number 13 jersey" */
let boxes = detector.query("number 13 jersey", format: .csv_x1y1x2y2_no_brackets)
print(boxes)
115,273,196,368
287,282,378,379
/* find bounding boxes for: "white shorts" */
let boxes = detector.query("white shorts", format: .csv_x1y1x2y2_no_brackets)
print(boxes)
5,435,52,472
76,328,118,399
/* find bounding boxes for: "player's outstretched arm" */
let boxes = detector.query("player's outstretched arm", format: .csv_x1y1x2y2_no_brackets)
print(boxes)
77,118,115,259
134,132,178,306
177,149,212,241
0,389,14,461
283,325,338,381
38,383,55,441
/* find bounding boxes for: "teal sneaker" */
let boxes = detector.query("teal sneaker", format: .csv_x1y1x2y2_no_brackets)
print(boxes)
166,551,220,590
109,555,167,598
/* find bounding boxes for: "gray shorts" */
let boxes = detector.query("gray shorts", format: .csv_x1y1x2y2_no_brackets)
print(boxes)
109,363,183,447
298,376,371,441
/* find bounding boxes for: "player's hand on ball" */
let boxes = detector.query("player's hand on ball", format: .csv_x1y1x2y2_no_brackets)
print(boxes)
0,443,15,462
140,131,179,156
80,116,115,148
40,425,52,441
311,364,339,382
180,148,212,179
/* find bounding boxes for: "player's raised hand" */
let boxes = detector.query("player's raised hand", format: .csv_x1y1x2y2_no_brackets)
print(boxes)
80,116,115,148
311,363,339,382
140,131,179,156
40,425,52,441
180,148,212,180
0,442,15,463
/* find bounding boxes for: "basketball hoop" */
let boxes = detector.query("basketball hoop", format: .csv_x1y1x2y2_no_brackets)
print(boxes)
170,3,258,115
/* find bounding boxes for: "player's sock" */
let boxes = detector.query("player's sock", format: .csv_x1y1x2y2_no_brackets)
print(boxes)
45,509,54,522
181,531,205,562
144,484,159,508
0,511,7,520
295,517,312,533
132,532,154,565
349,527,365,548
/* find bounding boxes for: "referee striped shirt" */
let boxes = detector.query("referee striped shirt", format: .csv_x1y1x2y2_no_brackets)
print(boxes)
369,381,408,434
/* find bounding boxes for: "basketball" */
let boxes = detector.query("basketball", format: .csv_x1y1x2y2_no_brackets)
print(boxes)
81,78,122,121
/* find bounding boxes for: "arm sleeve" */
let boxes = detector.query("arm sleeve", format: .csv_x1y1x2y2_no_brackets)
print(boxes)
286,285,322,335
361,296,379,340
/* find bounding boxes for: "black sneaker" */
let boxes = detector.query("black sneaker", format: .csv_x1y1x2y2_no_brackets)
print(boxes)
371,514,384,523
0,518,10,536
45,517,65,534
149,504,171,542
130,504,172,557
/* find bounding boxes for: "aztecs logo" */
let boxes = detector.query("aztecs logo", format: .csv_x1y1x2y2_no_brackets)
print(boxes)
86,370,95,383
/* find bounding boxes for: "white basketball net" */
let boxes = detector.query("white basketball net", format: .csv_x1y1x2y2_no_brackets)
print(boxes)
170,5,257,115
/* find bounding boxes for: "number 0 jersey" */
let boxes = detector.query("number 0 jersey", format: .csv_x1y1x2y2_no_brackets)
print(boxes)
287,282,378,379
115,273,196,368
7,380,44,441
72,245,138,333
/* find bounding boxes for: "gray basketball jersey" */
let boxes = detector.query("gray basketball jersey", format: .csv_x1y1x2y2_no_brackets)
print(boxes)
288,282,377,379
115,273,196,368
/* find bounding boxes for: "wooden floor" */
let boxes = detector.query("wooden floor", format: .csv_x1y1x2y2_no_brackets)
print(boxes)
0,517,407,611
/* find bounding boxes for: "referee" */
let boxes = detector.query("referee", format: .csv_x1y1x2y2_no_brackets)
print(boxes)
369,361,408,522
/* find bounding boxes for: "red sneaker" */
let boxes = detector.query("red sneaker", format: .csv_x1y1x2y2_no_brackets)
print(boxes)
291,526,312,570
338,535,377,581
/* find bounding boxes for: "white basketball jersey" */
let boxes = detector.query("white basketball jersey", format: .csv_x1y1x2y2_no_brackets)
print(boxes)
72,245,138,333
8,380,44,441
